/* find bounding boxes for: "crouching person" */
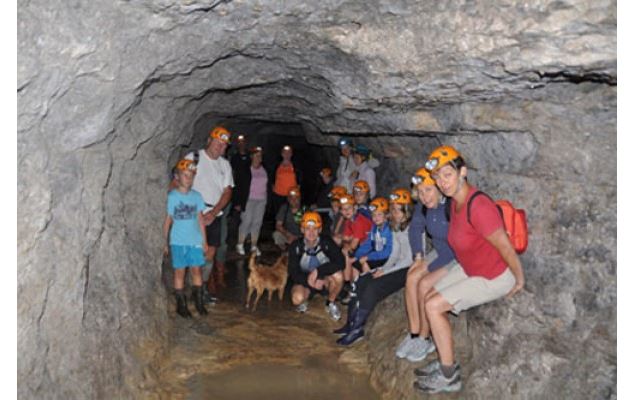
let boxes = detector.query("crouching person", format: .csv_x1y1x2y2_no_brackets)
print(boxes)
163,159,209,318
288,211,345,321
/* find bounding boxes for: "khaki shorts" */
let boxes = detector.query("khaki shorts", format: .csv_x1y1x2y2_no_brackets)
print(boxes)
433,264,515,314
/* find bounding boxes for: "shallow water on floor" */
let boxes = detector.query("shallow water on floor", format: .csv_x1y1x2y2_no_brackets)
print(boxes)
187,360,379,400
149,240,380,399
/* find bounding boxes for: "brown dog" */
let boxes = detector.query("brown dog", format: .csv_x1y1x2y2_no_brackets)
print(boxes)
245,252,289,311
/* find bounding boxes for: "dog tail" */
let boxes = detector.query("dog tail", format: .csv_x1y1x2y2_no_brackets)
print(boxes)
248,252,257,271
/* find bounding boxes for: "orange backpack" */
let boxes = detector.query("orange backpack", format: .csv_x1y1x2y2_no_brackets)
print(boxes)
467,191,528,254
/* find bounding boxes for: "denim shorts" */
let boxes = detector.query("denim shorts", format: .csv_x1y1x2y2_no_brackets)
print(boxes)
170,245,205,269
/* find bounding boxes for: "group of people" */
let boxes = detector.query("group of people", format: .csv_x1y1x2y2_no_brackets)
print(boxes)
284,140,525,394
163,127,525,394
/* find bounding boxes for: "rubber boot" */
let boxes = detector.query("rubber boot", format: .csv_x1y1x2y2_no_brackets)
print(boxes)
192,285,208,316
336,308,370,346
175,290,192,319
333,300,358,335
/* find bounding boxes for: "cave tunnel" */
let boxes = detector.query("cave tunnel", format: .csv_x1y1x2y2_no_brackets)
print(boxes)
17,1,616,399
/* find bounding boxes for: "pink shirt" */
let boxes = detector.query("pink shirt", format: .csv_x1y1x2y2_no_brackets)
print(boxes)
249,166,268,200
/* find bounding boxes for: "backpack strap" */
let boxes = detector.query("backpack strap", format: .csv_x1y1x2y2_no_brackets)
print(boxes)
193,149,200,165
467,190,502,228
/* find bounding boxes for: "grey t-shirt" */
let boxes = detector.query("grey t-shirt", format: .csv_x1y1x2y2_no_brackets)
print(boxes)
276,204,302,237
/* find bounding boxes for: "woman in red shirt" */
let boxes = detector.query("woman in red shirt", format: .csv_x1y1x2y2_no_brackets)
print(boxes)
413,145,524,394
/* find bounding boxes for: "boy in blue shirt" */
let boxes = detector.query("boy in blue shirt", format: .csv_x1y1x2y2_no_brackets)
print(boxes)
163,159,209,318
352,196,393,274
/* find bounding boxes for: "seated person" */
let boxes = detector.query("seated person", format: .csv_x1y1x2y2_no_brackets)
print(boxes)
336,189,413,346
347,197,393,282
288,211,345,321
353,180,372,219
335,194,372,285
272,186,305,250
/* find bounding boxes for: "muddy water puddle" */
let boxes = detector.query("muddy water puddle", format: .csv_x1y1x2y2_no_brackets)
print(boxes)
150,254,381,399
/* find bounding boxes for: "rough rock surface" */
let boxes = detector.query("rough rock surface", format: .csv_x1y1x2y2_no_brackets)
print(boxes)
18,0,615,398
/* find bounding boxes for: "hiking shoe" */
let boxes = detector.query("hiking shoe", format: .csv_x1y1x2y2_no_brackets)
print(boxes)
326,302,342,321
236,243,245,256
414,364,461,394
296,301,309,313
396,334,416,358
414,360,461,377
406,337,436,362
202,288,218,305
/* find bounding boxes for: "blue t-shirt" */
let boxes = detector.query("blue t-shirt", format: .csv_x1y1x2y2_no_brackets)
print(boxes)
167,189,206,246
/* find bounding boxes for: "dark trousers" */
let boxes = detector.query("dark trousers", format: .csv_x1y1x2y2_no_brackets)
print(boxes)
355,268,408,311
271,193,287,218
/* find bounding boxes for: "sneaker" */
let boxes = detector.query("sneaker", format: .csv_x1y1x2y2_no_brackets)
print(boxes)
296,301,308,313
395,333,415,358
202,287,218,305
236,243,245,256
405,337,436,362
414,364,461,394
326,302,342,321
414,360,461,377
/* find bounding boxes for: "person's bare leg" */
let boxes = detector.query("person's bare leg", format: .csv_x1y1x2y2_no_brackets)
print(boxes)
405,263,427,333
291,285,310,306
425,294,455,365
190,266,203,286
327,272,344,302
174,269,186,290
416,269,448,336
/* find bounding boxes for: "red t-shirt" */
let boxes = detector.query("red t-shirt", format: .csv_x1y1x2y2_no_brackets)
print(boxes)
448,187,507,279
343,212,372,243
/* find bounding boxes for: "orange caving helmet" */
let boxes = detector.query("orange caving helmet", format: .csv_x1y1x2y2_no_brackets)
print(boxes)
389,188,412,205
250,146,263,154
301,211,323,229
369,197,390,213
353,180,370,193
175,159,197,172
210,126,231,144
288,186,301,198
425,145,462,173
320,167,332,178
329,185,347,200
411,167,436,186
339,193,356,206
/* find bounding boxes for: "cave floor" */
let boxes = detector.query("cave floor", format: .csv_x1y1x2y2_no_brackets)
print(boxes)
148,239,380,400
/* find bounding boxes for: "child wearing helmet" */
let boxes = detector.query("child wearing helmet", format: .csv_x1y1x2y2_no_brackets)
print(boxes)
335,193,373,299
350,197,393,278
353,180,372,219
163,159,209,319
395,167,460,364
288,211,345,321
336,189,415,346
411,145,525,394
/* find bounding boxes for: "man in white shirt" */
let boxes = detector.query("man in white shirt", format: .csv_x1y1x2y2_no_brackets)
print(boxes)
186,126,235,297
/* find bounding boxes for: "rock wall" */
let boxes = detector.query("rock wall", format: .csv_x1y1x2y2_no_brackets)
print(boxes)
18,0,615,398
